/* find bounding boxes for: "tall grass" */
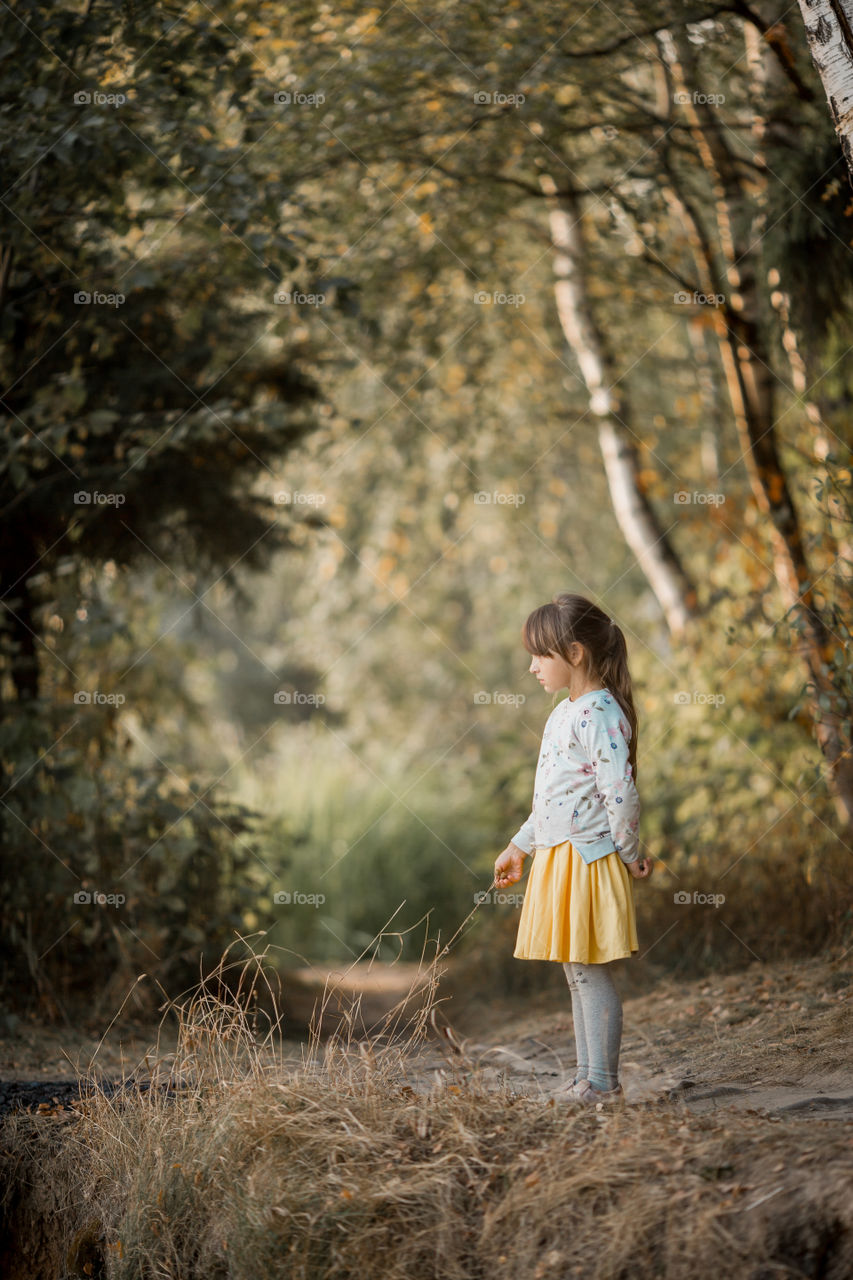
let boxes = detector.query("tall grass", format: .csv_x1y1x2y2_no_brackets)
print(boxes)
254,730,498,965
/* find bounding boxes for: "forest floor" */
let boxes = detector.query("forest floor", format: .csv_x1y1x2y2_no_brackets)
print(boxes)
1,950,852,1279
1,949,850,1118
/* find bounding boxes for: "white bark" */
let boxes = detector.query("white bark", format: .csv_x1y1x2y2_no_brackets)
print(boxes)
541,174,695,636
796,0,853,180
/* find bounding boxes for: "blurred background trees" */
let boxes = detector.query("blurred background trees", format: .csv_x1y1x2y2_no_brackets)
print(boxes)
2,0,852,1021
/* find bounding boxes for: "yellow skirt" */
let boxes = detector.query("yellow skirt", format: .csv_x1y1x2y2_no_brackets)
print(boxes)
513,838,639,964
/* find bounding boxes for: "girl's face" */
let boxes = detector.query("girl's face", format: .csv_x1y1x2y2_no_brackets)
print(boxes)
528,649,574,692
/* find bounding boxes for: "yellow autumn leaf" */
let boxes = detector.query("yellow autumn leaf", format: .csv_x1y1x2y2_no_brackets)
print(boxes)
375,554,395,581
348,10,382,37
444,363,466,392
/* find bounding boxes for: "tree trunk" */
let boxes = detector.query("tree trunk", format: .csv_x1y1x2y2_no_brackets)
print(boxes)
685,317,723,487
1,563,40,701
540,174,699,637
744,7,853,572
659,23,853,826
795,0,853,184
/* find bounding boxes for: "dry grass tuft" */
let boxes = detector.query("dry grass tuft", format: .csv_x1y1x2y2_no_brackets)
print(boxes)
2,920,853,1279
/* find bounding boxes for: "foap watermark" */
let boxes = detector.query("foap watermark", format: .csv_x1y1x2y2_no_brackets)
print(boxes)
73,89,127,108
474,491,525,506
274,290,326,306
274,690,326,706
673,90,725,106
274,490,326,505
674,890,725,908
273,890,325,907
474,290,525,307
673,291,725,307
473,691,526,707
74,890,126,907
673,490,725,506
74,490,126,505
74,690,126,706
473,90,525,107
474,889,524,906
673,690,725,707
74,291,126,307
273,90,325,106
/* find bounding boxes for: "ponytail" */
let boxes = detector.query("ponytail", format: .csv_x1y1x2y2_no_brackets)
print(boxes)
600,622,639,783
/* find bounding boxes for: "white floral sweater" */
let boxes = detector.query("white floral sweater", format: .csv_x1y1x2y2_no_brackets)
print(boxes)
510,688,641,865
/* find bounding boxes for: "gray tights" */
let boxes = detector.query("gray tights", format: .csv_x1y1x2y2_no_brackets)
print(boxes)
562,961,622,1091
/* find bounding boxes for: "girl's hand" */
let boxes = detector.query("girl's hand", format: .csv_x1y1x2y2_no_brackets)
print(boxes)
627,856,653,879
494,844,526,887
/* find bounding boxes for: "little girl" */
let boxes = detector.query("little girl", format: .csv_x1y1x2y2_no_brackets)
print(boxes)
494,592,652,1106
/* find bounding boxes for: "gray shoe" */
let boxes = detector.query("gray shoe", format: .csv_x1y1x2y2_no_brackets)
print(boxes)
570,1078,624,1107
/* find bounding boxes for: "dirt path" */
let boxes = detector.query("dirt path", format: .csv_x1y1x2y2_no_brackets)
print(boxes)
426,950,853,1118
1,952,850,1120
404,1012,853,1120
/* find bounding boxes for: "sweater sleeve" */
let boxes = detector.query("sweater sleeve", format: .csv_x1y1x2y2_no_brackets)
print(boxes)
510,810,535,855
576,707,640,864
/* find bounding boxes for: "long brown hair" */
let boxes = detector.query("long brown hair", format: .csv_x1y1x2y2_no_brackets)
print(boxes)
521,592,639,782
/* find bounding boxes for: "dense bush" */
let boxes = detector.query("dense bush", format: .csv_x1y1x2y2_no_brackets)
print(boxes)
0,702,269,1020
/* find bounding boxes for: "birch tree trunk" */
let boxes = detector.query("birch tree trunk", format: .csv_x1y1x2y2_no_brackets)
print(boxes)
795,0,853,183
658,22,853,827
539,174,699,637
744,8,853,572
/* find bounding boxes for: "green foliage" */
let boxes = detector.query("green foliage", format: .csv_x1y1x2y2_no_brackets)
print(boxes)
257,732,492,964
0,701,270,1015
0,0,333,700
